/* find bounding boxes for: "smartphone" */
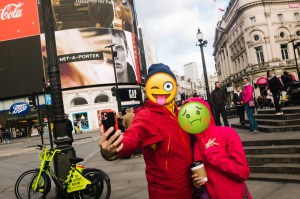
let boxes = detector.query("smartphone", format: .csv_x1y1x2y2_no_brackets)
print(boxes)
101,110,119,140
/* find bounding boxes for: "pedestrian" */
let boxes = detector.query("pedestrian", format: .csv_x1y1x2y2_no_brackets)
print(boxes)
210,82,229,126
242,78,259,134
281,71,293,91
99,63,195,199
0,129,3,143
65,114,74,144
267,70,283,115
233,85,245,125
179,97,252,199
122,108,135,129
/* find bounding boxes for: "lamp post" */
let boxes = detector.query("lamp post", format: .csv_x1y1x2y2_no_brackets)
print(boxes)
106,44,122,113
288,39,300,80
196,28,210,100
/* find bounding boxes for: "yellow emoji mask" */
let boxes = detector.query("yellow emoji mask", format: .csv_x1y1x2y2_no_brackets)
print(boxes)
145,64,177,109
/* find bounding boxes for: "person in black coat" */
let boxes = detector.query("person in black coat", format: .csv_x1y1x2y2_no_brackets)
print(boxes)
267,70,283,115
281,71,293,91
233,85,245,125
210,82,229,126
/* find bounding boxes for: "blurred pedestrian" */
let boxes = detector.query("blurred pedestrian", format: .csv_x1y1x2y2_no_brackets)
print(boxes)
242,78,258,134
281,71,293,91
122,108,135,129
233,85,245,125
210,82,229,126
65,114,74,144
267,70,283,115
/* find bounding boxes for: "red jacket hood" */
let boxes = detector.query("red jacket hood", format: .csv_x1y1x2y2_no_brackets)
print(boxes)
182,97,215,126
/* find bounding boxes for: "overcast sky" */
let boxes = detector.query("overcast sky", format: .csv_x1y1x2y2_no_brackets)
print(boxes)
135,0,229,76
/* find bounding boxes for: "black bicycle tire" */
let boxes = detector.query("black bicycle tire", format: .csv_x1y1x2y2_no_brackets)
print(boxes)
15,169,51,199
82,168,111,199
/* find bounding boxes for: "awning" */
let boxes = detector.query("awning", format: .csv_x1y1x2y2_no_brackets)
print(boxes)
256,77,268,85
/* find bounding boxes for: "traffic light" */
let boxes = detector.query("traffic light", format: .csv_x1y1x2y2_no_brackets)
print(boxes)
28,93,37,109
111,87,116,96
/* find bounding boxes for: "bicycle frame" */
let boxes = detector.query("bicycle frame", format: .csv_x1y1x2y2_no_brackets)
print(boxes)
31,146,92,195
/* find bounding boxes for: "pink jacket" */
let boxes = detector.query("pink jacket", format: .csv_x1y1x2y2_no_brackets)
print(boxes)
184,98,252,199
242,83,254,103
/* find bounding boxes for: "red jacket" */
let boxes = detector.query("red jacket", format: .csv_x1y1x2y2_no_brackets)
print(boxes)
119,100,193,199
184,98,252,199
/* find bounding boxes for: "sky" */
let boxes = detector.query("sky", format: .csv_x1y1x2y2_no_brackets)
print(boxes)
135,0,229,76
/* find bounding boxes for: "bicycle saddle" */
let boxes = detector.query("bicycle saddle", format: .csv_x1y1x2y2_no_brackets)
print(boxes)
69,157,84,164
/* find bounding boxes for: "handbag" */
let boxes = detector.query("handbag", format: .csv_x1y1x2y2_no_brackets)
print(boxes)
249,100,255,107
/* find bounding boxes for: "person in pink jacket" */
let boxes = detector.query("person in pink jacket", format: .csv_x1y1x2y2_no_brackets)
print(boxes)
242,77,258,133
180,97,252,199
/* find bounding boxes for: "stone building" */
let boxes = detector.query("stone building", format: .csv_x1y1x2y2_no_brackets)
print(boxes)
213,0,300,97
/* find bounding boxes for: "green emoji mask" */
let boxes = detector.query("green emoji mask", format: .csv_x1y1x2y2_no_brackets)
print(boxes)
178,101,211,134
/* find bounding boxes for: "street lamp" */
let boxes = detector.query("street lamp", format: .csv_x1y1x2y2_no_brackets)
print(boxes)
105,44,122,113
196,28,210,100
288,39,300,80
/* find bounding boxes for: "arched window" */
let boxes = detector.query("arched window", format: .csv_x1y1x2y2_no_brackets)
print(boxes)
70,97,88,106
94,94,109,103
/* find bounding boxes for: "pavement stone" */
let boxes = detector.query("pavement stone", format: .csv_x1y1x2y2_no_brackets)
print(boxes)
1,124,300,198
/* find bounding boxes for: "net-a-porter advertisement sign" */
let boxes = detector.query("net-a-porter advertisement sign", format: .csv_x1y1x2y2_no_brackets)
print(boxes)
0,0,146,99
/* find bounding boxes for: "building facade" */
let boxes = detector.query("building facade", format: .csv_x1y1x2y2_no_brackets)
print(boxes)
213,0,300,97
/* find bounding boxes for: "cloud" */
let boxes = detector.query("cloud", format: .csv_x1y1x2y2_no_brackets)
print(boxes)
135,0,229,76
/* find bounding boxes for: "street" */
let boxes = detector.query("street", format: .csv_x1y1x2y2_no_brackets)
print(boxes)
1,130,300,199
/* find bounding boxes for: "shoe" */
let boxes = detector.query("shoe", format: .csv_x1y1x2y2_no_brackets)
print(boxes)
254,129,260,133
275,112,283,115
249,131,256,134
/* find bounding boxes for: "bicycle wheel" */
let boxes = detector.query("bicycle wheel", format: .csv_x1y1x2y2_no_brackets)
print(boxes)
81,168,111,199
15,169,51,199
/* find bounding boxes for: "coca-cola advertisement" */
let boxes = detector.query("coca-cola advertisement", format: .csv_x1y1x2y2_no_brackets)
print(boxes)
0,0,40,41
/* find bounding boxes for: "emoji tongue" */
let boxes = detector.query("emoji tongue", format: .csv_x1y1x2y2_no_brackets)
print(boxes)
157,95,166,105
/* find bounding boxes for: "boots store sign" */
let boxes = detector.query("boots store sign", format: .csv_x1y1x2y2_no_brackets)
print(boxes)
10,102,31,116
0,0,40,41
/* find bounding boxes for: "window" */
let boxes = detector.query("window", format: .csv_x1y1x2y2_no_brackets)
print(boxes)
278,14,283,22
281,44,289,60
295,13,300,21
279,32,285,38
70,97,88,106
254,35,260,41
94,94,109,103
255,46,264,64
250,17,256,25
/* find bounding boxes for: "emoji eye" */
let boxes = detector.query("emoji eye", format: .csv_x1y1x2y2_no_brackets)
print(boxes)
186,114,190,119
163,81,174,92
196,110,200,115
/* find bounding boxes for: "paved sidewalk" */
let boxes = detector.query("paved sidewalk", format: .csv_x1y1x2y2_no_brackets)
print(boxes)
1,123,300,198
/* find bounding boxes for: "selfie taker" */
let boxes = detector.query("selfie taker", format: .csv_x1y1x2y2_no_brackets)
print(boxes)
178,97,252,199
98,63,195,199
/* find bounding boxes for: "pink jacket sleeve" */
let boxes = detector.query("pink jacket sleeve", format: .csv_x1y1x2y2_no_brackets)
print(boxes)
242,85,253,103
203,128,250,182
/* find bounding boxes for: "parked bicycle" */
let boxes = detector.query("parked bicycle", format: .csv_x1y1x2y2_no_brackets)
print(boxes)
15,145,111,199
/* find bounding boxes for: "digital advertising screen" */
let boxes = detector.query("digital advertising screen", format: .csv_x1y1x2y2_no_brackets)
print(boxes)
0,0,142,100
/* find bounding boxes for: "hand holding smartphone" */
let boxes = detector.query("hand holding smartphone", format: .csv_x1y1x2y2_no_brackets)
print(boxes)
101,110,119,141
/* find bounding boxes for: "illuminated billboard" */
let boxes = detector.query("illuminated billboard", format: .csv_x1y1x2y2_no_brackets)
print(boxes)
0,0,142,99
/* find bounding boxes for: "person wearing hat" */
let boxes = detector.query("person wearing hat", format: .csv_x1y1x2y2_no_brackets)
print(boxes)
99,63,194,198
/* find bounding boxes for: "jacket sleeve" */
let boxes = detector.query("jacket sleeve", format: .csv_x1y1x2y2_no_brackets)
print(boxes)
243,85,253,103
232,94,238,104
203,128,250,182
210,91,215,107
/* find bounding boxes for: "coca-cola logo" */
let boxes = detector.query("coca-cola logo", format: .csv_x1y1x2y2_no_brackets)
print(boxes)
10,102,30,116
0,2,23,21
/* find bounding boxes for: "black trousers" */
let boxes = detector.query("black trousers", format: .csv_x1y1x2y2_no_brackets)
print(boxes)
213,105,229,126
272,91,281,113
236,105,245,123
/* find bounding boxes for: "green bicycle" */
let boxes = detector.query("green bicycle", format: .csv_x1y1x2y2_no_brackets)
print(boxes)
14,145,111,199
